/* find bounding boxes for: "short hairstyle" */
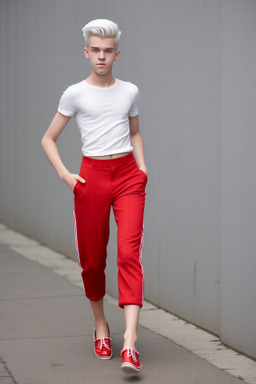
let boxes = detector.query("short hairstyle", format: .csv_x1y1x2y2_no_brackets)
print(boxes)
82,19,121,49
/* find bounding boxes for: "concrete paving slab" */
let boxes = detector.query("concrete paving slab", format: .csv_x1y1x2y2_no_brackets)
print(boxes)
1,295,90,340
1,329,243,384
0,361,10,377
0,357,16,384
0,251,83,301
10,245,84,289
1,224,256,384
0,247,42,275
0,378,16,384
0,229,39,247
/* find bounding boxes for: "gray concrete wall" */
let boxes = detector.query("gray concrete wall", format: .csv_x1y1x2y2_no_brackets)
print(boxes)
0,0,255,358
221,0,256,358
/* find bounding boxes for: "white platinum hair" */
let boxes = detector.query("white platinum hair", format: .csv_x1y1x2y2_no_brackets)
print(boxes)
82,19,121,49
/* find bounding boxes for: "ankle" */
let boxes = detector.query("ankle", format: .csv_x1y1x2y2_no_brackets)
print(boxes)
123,331,138,351
95,319,109,338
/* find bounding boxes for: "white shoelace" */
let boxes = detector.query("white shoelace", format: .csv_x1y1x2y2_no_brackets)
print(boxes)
98,338,111,350
126,348,138,362
94,335,111,350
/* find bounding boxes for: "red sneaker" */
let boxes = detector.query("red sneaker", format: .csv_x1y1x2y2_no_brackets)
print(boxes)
93,323,112,360
121,348,142,373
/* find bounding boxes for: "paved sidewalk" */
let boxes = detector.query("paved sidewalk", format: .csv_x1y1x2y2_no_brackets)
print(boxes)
0,224,255,384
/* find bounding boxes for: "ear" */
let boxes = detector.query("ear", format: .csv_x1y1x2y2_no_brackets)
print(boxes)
84,47,89,59
115,50,120,61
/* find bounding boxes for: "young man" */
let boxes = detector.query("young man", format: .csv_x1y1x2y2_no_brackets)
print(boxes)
42,19,147,374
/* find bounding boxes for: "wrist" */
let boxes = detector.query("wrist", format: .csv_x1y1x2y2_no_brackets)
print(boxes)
58,168,70,181
139,165,147,174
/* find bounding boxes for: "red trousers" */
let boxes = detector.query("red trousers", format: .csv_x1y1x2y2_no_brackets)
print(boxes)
73,153,147,308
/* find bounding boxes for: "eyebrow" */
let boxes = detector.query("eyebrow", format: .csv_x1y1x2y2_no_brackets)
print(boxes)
90,46,115,50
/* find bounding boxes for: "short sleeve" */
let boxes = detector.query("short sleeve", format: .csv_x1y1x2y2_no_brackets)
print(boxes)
57,86,76,117
129,85,140,117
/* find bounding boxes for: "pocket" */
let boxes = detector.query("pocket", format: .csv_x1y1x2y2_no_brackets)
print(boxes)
73,163,87,195
73,181,79,195
138,168,148,182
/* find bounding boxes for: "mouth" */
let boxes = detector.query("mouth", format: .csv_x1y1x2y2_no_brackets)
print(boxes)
97,63,106,66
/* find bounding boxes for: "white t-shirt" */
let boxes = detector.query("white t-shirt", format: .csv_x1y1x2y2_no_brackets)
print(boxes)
57,78,139,157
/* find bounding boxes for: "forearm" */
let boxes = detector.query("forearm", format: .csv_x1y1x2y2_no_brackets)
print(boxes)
41,136,70,180
130,131,147,172
41,135,86,191
42,112,85,191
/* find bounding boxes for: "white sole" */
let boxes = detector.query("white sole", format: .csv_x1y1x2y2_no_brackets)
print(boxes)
94,351,112,360
121,362,142,374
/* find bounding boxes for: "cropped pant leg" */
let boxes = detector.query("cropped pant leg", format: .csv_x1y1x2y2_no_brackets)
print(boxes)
113,180,146,308
73,160,112,302
112,154,147,308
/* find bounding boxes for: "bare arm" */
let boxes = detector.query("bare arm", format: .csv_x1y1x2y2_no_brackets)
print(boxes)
129,115,147,175
41,111,85,191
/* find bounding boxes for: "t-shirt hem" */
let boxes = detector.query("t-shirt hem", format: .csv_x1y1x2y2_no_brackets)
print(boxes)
57,108,73,117
129,112,139,117
82,147,133,157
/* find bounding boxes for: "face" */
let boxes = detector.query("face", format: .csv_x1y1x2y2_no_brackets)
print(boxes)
84,35,120,76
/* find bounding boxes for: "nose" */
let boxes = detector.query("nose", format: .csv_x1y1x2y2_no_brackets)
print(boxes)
99,50,105,60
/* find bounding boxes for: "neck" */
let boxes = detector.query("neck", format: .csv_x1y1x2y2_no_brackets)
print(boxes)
85,72,115,88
